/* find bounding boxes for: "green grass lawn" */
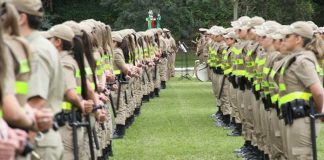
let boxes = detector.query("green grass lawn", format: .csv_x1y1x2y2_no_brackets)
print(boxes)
111,78,324,160
175,50,197,68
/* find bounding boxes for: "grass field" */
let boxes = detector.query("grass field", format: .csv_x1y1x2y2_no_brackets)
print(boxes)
111,78,324,160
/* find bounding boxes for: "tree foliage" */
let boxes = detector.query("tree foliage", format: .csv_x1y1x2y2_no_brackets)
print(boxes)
43,0,323,40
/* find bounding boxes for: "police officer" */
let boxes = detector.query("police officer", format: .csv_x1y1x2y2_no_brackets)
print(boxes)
9,0,66,159
278,21,324,160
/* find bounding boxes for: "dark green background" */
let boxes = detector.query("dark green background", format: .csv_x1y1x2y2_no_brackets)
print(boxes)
42,0,324,42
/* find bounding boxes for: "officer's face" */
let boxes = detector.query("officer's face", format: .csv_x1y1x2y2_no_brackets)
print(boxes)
225,38,235,46
262,36,273,49
239,29,248,39
283,34,300,52
247,28,256,40
273,39,283,51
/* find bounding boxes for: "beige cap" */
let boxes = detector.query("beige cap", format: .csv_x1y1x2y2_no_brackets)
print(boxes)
270,33,284,40
8,0,43,17
307,21,318,31
281,21,314,39
48,24,75,42
79,22,92,34
39,31,51,39
263,21,281,36
224,31,237,39
247,16,265,28
199,28,208,32
225,28,234,34
233,16,251,30
63,21,83,36
163,28,170,32
255,25,266,37
112,32,123,43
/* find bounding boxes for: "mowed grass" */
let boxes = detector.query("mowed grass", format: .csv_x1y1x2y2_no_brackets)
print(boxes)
111,77,324,160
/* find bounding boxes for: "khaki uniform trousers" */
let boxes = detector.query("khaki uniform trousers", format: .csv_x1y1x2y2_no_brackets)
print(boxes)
220,78,231,115
229,84,240,123
148,66,154,93
58,125,85,160
142,68,149,96
286,117,321,160
154,63,161,89
160,57,168,82
211,72,221,107
133,76,143,107
242,89,254,142
236,88,245,124
33,129,64,160
251,99,262,147
268,108,286,160
113,84,127,125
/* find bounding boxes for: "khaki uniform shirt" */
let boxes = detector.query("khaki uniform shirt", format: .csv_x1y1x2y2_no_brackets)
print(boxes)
26,31,64,114
113,48,126,74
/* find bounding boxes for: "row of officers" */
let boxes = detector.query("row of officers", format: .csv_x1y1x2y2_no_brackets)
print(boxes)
0,0,177,159
197,16,324,160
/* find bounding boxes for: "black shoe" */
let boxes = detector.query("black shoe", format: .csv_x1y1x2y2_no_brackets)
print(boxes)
130,115,135,126
150,91,155,99
107,143,113,157
134,107,141,117
227,129,241,136
113,124,125,139
154,88,160,97
142,95,149,103
161,81,166,89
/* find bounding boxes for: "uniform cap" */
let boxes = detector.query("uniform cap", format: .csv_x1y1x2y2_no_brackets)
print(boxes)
7,0,43,17
48,24,75,42
307,21,318,31
112,32,123,43
281,21,314,39
63,21,83,36
199,28,208,32
163,28,170,32
247,16,265,28
224,31,238,39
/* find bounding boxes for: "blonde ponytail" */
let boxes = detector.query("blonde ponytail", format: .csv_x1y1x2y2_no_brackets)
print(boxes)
305,34,324,60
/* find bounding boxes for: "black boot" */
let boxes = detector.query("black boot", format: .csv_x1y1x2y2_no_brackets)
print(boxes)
142,95,149,103
221,115,231,128
107,142,113,157
154,88,160,97
224,117,236,130
134,107,141,117
227,123,242,136
161,81,166,89
215,106,222,118
129,115,135,126
150,91,155,99
113,124,125,139
125,117,131,128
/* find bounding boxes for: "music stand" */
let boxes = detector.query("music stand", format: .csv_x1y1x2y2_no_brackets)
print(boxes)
178,41,192,80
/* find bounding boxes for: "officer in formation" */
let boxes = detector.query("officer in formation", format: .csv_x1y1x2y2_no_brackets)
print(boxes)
200,16,324,160
0,0,177,159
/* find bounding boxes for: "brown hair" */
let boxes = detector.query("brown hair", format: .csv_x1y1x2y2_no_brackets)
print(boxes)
304,34,324,60
0,20,6,103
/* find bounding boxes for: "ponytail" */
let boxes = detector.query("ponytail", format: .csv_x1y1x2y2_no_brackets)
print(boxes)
1,2,20,36
305,34,324,60
72,37,89,99
80,31,98,92
0,20,6,103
